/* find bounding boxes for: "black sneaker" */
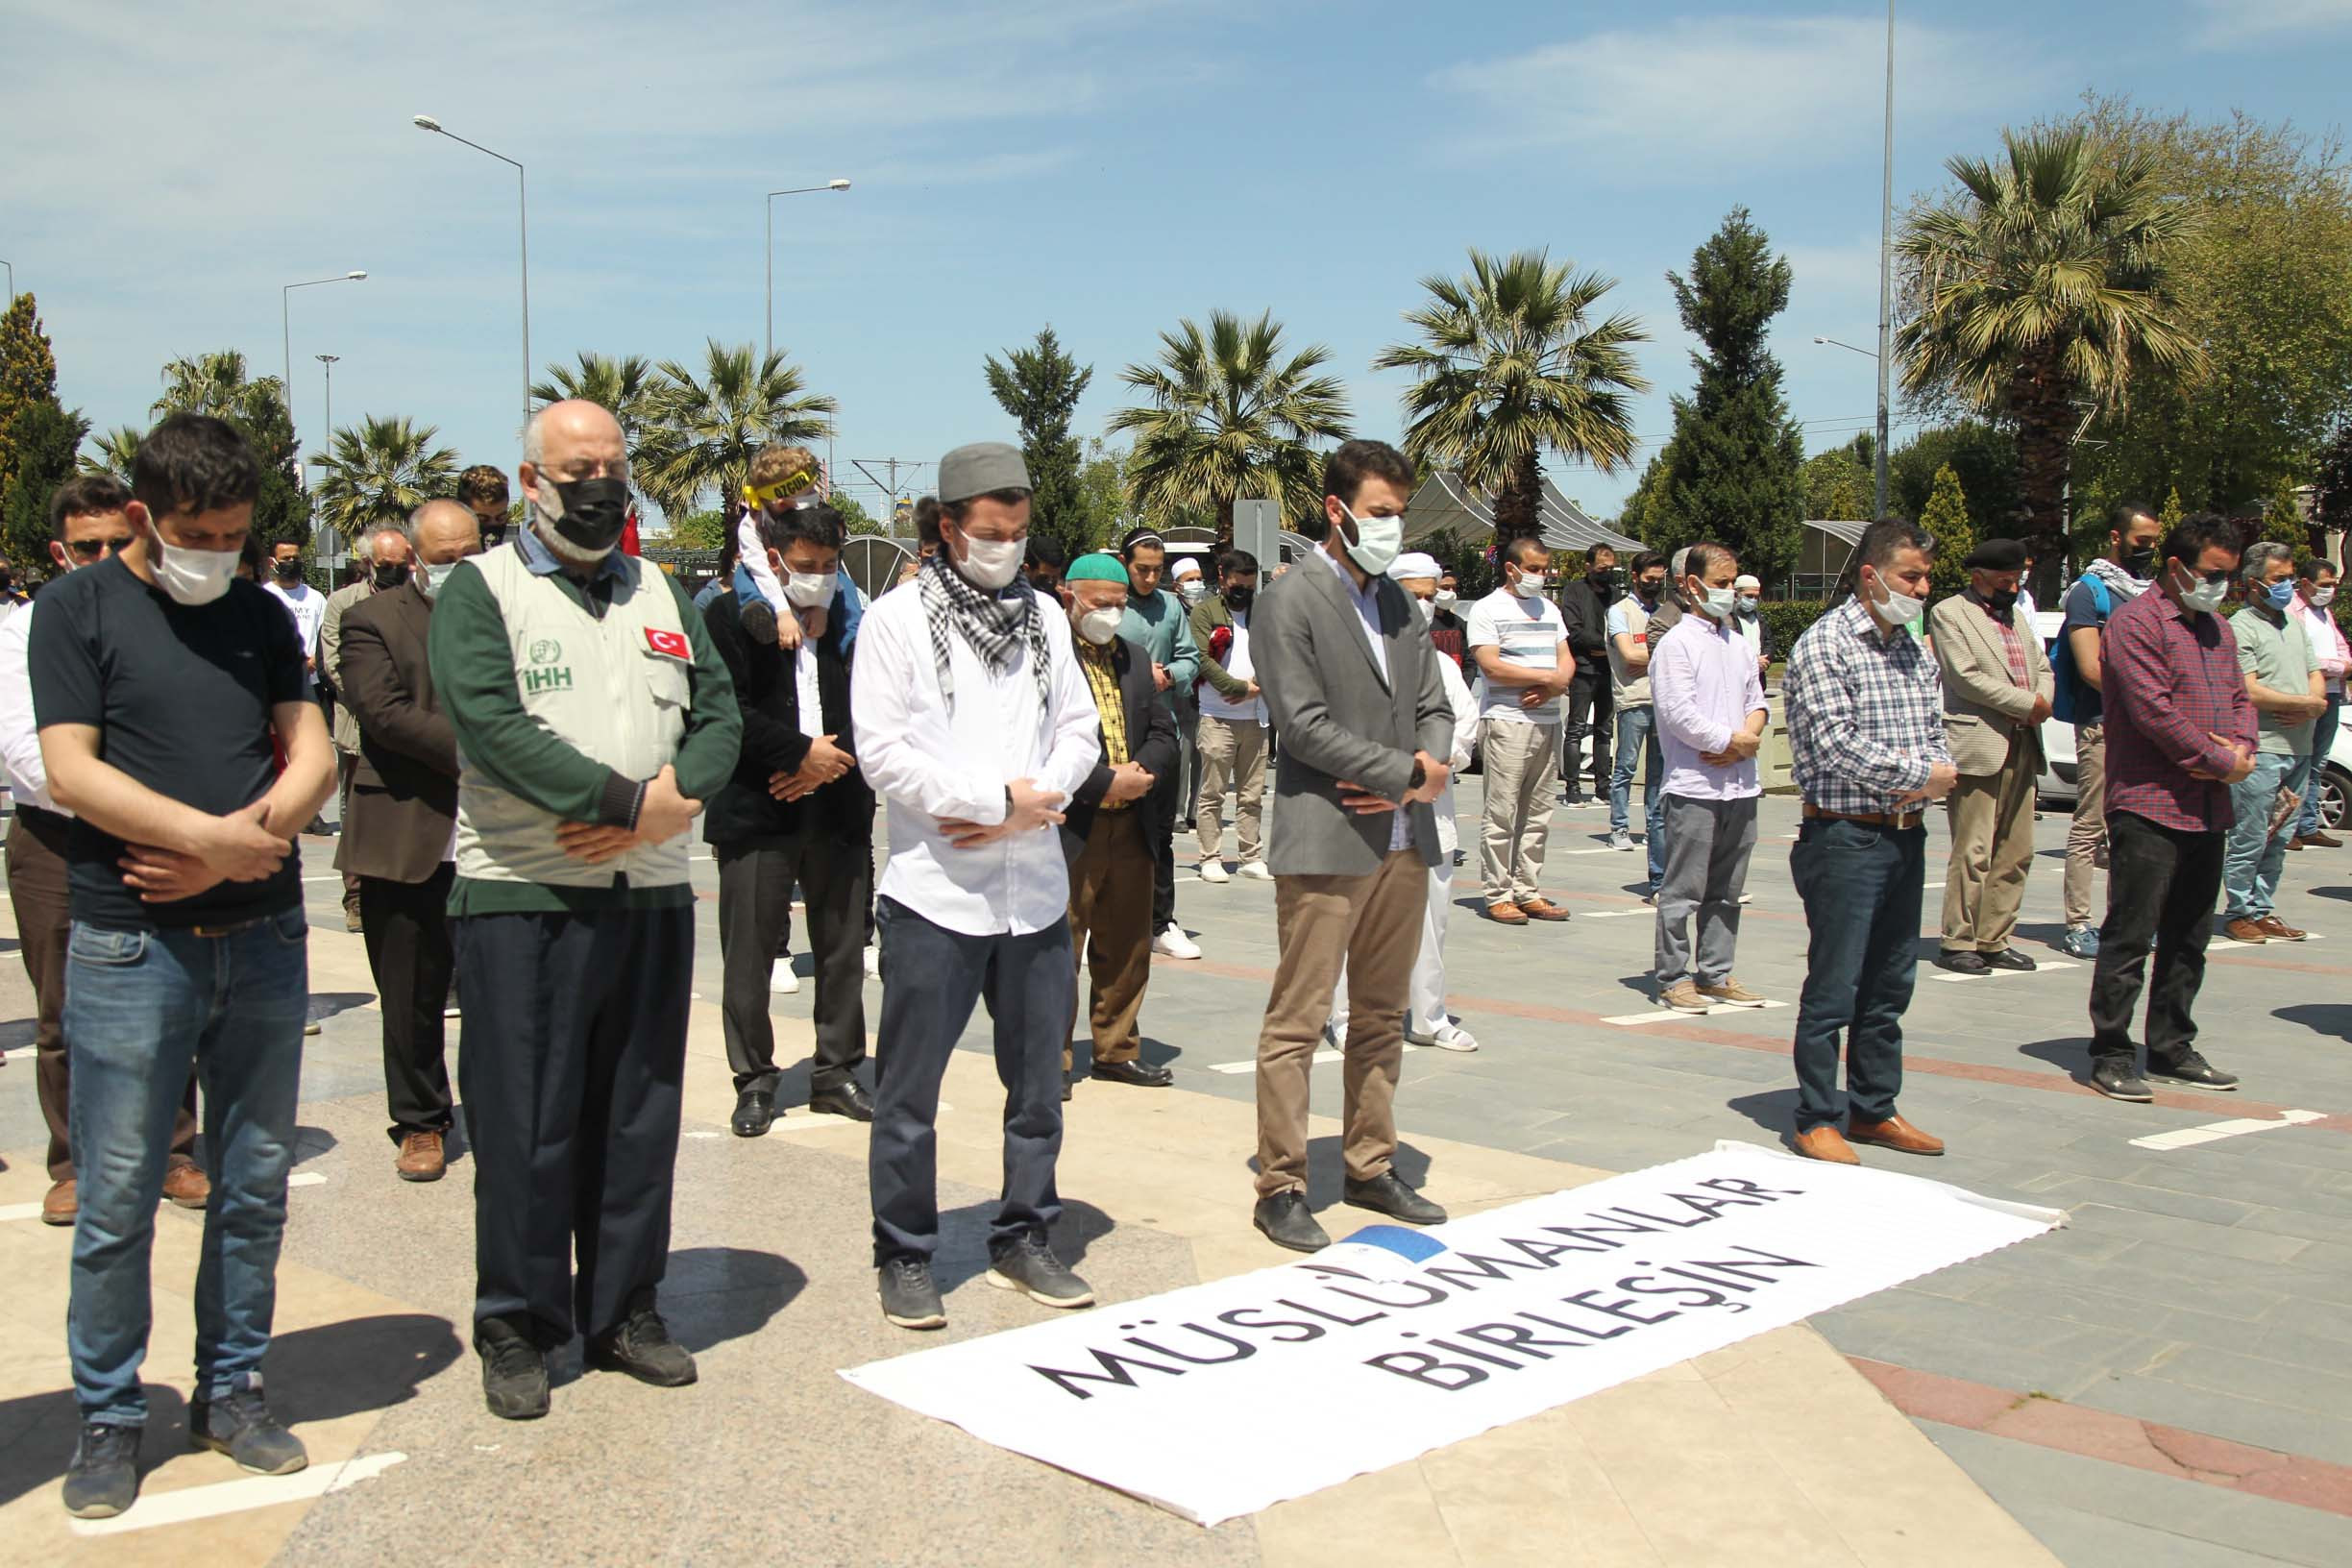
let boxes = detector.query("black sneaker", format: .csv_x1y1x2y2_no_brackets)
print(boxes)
1343,1170,1448,1226
740,597,780,645
987,1234,1095,1310
1983,947,2038,972
878,1255,946,1330
189,1382,307,1475
1935,949,1990,975
61,1421,139,1518
2150,1052,2240,1091
587,1297,698,1386
475,1317,550,1420
2089,1060,2154,1102
1251,1190,1330,1253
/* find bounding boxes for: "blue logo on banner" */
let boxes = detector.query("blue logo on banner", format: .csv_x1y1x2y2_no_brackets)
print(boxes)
1337,1224,1447,1262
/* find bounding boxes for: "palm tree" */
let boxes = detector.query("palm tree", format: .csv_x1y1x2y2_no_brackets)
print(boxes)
531,351,661,450
152,349,287,429
1897,128,2202,555
1375,249,1649,547
634,340,837,518
1109,309,1352,538
79,426,143,484
312,415,459,539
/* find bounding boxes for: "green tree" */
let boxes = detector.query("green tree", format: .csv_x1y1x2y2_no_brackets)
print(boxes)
1111,309,1350,539
148,350,311,550
312,415,459,540
1889,422,2019,540
80,426,142,484
2161,485,2185,527
1,398,90,574
2314,423,2352,537
531,351,662,453
666,509,729,551
1376,248,1649,547
1647,209,1806,579
1921,463,1976,598
830,490,883,536
1898,127,2203,559
1069,437,1131,551
635,340,837,520
1615,451,1669,545
0,293,62,510
1803,449,1872,521
2260,473,2309,551
984,326,1093,557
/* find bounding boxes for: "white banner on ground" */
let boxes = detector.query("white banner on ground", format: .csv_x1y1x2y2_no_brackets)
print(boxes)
841,1141,2062,1527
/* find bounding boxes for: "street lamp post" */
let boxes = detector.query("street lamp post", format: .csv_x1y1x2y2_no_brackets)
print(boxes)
414,115,530,433
1,259,13,303
283,271,366,435
316,354,342,569
766,180,851,359
1812,335,1891,514
1874,0,1897,523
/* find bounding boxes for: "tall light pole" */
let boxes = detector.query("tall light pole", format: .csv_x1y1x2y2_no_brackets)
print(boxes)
414,114,530,433
767,180,852,359
1874,0,1896,521
1,259,13,303
283,271,366,436
316,354,342,568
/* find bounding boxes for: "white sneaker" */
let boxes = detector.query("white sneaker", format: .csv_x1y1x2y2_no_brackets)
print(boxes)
1606,830,1634,851
864,943,881,978
1237,860,1273,881
1422,1023,1480,1053
1321,1019,1344,1047
444,1004,461,1018
1153,924,1202,960
770,959,801,994
1198,860,1231,884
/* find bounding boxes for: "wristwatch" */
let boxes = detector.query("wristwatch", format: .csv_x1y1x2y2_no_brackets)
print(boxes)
1407,757,1427,795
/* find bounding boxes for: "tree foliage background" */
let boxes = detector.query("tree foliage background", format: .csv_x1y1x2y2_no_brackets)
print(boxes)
985,326,1093,558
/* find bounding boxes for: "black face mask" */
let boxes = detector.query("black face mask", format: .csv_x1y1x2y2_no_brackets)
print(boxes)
272,558,303,581
1982,587,2019,616
1225,584,1255,613
2121,546,2157,578
544,477,629,554
373,562,410,591
1636,578,1662,602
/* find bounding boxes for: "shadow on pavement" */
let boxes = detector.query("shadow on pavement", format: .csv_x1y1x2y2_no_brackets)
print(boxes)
305,990,377,1024
2275,1002,2352,1039
1726,1090,1801,1147
2014,1038,2091,1081
658,1245,807,1354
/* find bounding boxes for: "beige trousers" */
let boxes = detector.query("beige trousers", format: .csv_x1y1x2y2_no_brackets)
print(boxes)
2063,723,2107,929
1941,743,2039,952
1194,715,1266,864
1478,718,1560,904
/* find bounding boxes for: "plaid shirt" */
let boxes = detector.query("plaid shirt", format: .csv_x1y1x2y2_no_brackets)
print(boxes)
1978,594,2031,688
2102,587,2258,833
1785,597,1950,814
1076,638,1134,809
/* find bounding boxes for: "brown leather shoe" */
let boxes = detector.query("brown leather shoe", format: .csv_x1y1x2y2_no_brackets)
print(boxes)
1791,1126,1860,1164
1485,901,1529,926
160,1163,210,1209
2224,918,2269,943
2307,830,2343,848
41,1179,76,1226
396,1130,447,1183
2255,915,2307,942
2287,837,2308,851
1518,897,1572,922
1847,1114,1946,1156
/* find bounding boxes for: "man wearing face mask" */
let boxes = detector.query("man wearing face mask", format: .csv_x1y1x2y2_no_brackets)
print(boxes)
263,540,327,693
1167,555,1208,830
428,399,742,1419
1556,544,1619,803
1115,527,1203,965
1729,574,1772,683
1782,518,1957,1164
457,464,512,549
1058,552,1178,1093
335,501,480,1183
2220,541,2324,944
1928,539,2054,976
1428,571,1468,668
853,442,1103,1331
702,500,874,1137
319,527,413,933
1246,439,1456,1253
2051,503,2163,958
31,414,337,1515
1189,549,1269,882
2288,556,2346,850
1467,535,1575,924
2086,514,2256,1101
1606,551,1670,891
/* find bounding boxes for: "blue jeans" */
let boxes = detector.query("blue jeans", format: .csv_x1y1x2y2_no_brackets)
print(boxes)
1789,818,1924,1132
2223,751,2296,920
65,909,308,1424
1609,704,1667,886
2292,694,2341,838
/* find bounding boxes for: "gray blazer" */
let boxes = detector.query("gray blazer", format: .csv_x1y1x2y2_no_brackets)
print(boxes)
1255,551,1455,876
1928,591,2052,777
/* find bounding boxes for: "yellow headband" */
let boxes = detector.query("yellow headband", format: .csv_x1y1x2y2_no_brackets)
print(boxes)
745,468,820,507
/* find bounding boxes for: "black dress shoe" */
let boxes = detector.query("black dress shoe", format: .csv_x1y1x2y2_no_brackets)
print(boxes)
2089,1060,2154,1102
2149,1051,2239,1091
731,1089,776,1138
808,1081,875,1121
1935,949,1990,975
1091,1058,1174,1088
1252,1190,1330,1253
1343,1170,1447,1226
1983,947,2038,972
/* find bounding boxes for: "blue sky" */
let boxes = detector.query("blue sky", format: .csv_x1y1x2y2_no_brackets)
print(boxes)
7,0,2350,523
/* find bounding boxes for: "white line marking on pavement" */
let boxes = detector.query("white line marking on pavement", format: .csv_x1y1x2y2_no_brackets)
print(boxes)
1553,845,1633,856
2127,1109,2327,1151
1601,1000,1791,1025
1578,908,1654,919
1929,960,2080,984
1209,1048,1344,1075
71,1450,407,1535
1923,881,1945,891
289,1172,327,1189
301,874,343,883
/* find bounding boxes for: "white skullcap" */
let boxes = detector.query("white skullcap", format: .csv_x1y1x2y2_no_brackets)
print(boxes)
1387,551,1444,580
1734,573,1760,590
1169,556,1202,578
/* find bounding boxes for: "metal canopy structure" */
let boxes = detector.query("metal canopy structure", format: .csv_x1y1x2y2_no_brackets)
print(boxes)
1400,472,1640,554
1794,518,1869,600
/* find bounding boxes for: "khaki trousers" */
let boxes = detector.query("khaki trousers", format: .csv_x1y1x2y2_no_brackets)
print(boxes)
1941,743,2039,952
1478,718,1560,904
1254,850,1427,1198
1194,715,1266,863
2063,723,2107,929
1065,811,1155,1071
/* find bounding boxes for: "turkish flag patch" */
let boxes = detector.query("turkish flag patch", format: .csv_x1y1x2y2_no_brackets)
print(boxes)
643,626,692,661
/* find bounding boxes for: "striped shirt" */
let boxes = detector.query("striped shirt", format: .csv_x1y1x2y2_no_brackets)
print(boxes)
1785,597,1950,814
1076,638,1133,810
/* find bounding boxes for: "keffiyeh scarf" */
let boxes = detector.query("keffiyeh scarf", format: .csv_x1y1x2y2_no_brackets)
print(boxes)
919,551,1051,713
2083,555,2150,602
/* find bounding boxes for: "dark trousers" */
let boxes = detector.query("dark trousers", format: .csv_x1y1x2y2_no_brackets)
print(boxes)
716,838,870,1096
869,897,1070,1265
1789,817,1925,1132
454,904,693,1343
1066,811,1155,1069
358,865,455,1139
7,807,196,1182
2090,810,2224,1071
1146,747,1182,933
1564,666,1613,791
335,755,361,904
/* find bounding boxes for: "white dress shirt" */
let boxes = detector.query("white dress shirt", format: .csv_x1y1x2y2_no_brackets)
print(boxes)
852,584,1101,937
792,642,824,738
0,601,64,816
1318,548,1413,854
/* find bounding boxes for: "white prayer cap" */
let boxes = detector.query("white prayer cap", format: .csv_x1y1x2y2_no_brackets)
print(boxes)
1387,551,1443,580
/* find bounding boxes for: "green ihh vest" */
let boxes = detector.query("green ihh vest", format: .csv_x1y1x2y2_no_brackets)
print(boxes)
454,549,694,889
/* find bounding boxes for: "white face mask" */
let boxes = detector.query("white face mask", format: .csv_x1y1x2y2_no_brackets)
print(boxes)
2312,587,2337,609
1413,595,1435,626
1696,584,1739,621
147,526,239,606
1076,606,1124,646
1735,594,1759,615
1865,570,1926,627
1177,579,1205,605
2176,569,2230,615
784,571,836,610
955,531,1024,591
1512,567,1548,599
1339,502,1404,576
417,559,466,600
1433,588,1458,610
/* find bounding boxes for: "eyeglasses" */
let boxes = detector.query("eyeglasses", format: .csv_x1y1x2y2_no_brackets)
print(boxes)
66,536,137,559
746,469,820,507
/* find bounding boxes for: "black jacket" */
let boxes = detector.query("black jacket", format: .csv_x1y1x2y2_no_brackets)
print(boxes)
334,576,459,885
1060,633,1179,859
1557,576,1620,662
700,590,873,848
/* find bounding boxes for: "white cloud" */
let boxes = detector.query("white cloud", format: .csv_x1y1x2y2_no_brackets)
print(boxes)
2190,0,2352,47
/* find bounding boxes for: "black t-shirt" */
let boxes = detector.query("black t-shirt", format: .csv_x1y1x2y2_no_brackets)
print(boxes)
28,557,306,929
